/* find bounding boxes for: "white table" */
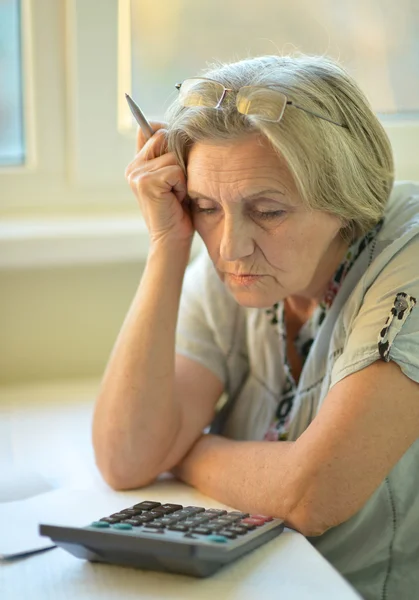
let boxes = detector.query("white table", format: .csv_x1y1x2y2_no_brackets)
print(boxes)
0,380,360,599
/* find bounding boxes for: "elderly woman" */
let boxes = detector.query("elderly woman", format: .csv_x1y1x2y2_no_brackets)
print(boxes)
92,55,419,599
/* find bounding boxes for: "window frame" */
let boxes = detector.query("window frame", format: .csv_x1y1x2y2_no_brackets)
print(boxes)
0,0,418,215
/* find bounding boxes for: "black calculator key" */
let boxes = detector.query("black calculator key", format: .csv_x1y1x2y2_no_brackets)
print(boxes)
136,514,156,523
149,519,166,526
122,519,143,526
153,504,183,515
228,511,249,519
227,526,248,535
122,508,143,516
194,514,213,523
132,501,161,511
183,506,206,514
110,513,129,519
158,517,178,526
237,522,256,531
181,517,200,526
218,530,237,539
99,517,120,524
209,523,225,532
205,509,227,516
209,518,232,527
168,524,189,532
191,527,212,535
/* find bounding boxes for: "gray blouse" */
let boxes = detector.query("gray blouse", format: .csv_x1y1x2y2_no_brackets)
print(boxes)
176,181,419,600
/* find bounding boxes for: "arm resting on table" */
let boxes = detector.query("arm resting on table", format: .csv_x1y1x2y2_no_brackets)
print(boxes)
173,360,419,537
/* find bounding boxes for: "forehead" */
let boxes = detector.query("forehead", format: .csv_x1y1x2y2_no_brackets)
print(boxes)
186,134,294,189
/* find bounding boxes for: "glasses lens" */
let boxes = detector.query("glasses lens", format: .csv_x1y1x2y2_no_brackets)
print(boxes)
236,87,287,122
178,79,225,108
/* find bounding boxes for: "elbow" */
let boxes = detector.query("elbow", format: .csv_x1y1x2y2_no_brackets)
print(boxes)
93,439,158,491
283,489,335,538
96,457,157,491
285,507,330,538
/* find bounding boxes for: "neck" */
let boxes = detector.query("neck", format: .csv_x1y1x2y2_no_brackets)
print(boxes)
286,235,349,325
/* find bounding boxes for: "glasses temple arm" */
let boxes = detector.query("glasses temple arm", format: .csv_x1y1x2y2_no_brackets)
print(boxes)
288,101,347,128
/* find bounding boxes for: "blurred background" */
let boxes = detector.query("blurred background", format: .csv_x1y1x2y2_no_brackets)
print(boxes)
0,0,418,386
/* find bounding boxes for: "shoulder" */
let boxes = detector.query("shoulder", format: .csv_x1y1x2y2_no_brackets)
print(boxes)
379,180,419,241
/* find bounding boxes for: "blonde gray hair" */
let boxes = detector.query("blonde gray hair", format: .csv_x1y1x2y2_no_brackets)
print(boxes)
165,54,394,242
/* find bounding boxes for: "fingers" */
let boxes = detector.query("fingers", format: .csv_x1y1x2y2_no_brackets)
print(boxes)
136,121,168,153
125,150,179,180
129,164,187,204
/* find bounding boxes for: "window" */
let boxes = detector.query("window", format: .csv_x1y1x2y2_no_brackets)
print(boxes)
0,0,418,217
0,0,25,166
130,0,419,118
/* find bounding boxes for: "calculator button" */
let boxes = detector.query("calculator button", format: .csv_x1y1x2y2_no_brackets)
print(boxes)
168,524,189,532
132,501,162,510
90,521,110,528
159,517,178,526
99,517,120,524
241,518,265,526
136,514,156,523
112,523,133,530
228,511,249,519
204,509,227,516
207,535,228,543
122,519,143,526
209,518,231,527
208,523,224,532
182,519,198,527
250,514,273,523
110,513,129,519
217,530,237,539
191,527,212,535
171,509,191,517
149,519,165,527
238,522,256,531
153,504,183,514
122,508,143,516
143,522,166,530
183,506,206,514
226,526,248,535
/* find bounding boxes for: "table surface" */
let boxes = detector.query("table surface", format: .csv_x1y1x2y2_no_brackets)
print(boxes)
0,379,360,599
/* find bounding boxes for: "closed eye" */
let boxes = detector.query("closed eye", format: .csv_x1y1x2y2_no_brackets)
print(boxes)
253,210,285,220
190,201,286,221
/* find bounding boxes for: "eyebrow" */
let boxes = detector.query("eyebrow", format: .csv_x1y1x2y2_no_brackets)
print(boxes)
186,188,285,202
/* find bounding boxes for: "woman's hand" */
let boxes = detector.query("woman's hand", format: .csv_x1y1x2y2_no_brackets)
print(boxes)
125,122,194,247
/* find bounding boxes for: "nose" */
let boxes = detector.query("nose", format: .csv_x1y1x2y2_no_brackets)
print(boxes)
219,215,254,262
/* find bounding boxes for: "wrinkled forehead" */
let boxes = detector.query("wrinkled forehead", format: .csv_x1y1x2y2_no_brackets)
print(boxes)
186,134,296,194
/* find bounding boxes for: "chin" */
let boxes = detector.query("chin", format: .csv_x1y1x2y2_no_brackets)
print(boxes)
227,288,280,309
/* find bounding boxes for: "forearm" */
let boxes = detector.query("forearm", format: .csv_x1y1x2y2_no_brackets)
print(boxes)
173,434,305,527
92,241,191,488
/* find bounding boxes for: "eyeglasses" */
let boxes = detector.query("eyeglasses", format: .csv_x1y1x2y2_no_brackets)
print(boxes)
175,77,347,128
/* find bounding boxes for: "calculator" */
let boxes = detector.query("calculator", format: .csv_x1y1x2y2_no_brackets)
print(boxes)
39,499,284,577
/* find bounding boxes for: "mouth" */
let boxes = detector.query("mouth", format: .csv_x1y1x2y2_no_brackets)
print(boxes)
226,273,263,286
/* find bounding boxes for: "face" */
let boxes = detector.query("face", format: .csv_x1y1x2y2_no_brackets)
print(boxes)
186,134,348,309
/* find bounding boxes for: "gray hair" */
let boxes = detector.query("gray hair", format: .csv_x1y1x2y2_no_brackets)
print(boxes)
165,54,394,242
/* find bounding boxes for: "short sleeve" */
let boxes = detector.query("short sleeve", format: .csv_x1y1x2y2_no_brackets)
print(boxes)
331,234,419,387
176,250,230,386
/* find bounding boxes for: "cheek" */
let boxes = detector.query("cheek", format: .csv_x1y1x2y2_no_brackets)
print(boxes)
193,218,220,253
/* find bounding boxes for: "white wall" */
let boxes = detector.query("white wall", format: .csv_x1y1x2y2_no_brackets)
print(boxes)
0,260,145,384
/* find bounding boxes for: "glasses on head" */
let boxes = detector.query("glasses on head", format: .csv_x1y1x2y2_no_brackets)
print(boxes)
175,77,347,128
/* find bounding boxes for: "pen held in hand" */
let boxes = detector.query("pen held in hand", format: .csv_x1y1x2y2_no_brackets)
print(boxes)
125,93,154,140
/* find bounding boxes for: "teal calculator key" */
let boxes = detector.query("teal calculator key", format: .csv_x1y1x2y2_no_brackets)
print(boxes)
207,535,228,543
91,521,110,528
112,523,133,530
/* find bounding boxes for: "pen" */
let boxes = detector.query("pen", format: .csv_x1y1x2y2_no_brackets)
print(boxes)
125,93,154,140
